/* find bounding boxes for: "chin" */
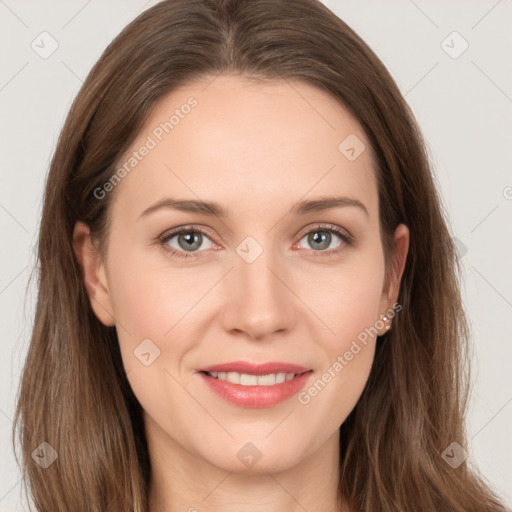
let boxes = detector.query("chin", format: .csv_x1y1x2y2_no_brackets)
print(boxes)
202,438,307,475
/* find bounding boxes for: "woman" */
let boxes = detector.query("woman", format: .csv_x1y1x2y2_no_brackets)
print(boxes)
13,0,508,510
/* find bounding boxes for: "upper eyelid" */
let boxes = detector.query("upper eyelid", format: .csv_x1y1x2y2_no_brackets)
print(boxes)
296,223,352,240
159,224,217,243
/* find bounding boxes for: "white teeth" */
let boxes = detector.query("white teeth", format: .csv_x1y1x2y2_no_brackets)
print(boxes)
226,371,240,384
208,371,297,386
257,373,276,385
240,374,258,385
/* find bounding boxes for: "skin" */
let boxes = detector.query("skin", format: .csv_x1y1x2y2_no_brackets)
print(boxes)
74,74,409,512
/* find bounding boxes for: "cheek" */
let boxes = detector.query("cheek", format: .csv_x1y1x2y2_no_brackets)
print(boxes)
106,247,220,407
299,256,385,346
107,252,205,436
297,313,377,437
107,246,209,340
294,258,384,423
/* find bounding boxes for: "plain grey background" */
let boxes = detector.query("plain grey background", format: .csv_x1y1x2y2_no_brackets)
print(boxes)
1,0,511,509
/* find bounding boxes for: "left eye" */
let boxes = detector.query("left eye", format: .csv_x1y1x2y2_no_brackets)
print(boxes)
297,228,344,252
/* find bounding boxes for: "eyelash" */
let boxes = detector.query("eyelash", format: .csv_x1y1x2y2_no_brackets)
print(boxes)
157,223,354,260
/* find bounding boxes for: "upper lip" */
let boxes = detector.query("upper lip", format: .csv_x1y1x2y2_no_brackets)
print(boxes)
198,361,311,376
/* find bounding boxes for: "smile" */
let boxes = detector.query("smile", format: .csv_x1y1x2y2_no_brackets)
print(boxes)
196,361,314,408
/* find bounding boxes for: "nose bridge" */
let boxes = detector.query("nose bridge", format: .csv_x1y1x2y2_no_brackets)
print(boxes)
238,243,281,298
220,234,295,338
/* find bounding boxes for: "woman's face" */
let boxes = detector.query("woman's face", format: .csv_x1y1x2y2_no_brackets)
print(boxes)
78,74,408,475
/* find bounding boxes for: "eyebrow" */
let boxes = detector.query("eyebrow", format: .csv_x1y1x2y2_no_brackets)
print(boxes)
138,195,369,219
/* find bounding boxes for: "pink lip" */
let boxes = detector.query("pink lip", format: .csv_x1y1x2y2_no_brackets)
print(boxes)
196,361,313,408
197,361,310,375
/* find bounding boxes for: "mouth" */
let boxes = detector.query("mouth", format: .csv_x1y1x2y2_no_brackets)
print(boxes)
196,361,313,408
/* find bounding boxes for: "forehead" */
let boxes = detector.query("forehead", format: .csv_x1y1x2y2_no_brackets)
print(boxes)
111,74,378,221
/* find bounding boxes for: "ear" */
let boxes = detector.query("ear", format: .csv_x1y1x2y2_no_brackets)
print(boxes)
72,221,116,327
377,223,409,334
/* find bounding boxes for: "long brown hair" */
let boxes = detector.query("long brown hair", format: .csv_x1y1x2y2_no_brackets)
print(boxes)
13,0,507,510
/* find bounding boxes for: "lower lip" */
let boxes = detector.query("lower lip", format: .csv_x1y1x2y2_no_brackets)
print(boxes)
198,371,313,408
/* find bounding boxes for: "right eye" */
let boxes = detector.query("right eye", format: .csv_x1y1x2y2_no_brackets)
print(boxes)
158,226,216,259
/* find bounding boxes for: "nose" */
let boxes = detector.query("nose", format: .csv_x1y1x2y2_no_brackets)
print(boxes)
219,245,297,341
